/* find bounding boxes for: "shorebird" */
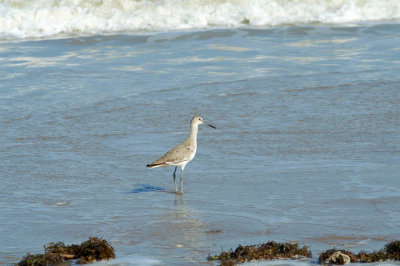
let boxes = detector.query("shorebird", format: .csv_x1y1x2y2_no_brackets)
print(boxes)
146,116,216,194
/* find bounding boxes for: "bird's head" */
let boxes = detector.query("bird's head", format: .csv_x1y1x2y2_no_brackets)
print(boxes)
192,116,216,129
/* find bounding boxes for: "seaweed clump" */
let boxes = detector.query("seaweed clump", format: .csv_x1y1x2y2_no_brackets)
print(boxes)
72,236,115,264
208,241,311,265
319,240,400,264
17,254,45,266
17,237,115,265
318,249,358,264
385,240,400,260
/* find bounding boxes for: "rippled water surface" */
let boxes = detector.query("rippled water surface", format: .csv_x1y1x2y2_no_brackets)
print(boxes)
1,24,400,265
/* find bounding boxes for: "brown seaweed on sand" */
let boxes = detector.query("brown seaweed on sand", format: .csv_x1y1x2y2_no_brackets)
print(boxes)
319,240,400,264
318,249,358,264
17,237,115,265
208,241,312,265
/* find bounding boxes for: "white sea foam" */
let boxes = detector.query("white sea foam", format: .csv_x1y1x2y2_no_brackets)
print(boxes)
1,0,400,39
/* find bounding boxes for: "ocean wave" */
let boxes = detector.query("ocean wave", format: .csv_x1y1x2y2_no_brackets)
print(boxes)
1,0,400,39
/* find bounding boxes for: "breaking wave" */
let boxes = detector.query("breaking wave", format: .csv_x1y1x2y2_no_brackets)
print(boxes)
1,0,400,39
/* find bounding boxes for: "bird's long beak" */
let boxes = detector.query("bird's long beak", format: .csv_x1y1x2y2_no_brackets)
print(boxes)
205,122,216,129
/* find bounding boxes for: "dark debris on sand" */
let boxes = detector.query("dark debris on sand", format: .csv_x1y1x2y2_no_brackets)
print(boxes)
319,240,400,264
17,237,115,265
208,241,312,265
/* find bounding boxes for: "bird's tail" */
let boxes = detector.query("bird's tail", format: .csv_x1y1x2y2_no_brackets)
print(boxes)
146,163,164,169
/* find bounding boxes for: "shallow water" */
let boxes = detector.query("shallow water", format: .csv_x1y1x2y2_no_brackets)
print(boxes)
1,24,400,265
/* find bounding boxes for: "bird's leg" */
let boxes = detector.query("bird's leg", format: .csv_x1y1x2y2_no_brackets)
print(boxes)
179,168,184,194
173,166,178,193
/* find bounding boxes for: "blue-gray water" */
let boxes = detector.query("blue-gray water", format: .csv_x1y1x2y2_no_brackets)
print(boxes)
1,24,400,265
